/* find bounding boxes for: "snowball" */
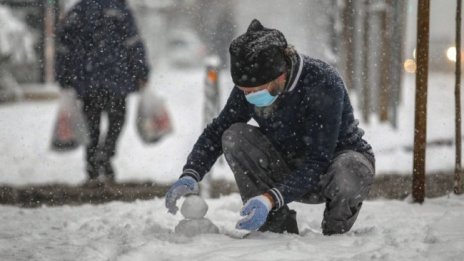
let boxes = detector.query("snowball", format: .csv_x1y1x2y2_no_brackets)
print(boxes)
174,218,219,237
180,195,208,219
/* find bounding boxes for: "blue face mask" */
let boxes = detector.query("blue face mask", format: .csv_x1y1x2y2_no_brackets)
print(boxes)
245,88,279,107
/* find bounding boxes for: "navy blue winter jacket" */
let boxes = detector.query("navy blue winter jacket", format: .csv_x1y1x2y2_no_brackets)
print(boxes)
182,53,374,206
55,0,149,97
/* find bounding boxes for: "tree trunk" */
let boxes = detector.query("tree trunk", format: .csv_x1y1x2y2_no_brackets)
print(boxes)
342,0,355,90
412,0,430,203
362,0,370,123
379,1,390,122
455,0,462,195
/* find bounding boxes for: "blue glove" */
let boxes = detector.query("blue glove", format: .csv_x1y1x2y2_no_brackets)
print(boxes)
236,195,272,231
165,176,199,214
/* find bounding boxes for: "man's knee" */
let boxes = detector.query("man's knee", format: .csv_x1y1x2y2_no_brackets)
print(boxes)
221,123,254,151
323,152,374,200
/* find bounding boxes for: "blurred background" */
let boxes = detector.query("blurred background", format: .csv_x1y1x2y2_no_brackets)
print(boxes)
0,0,461,124
0,0,462,200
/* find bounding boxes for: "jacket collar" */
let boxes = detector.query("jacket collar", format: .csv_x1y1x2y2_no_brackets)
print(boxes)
285,52,303,92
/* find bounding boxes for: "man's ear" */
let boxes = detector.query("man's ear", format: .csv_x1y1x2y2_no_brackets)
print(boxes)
276,72,287,91
278,72,287,83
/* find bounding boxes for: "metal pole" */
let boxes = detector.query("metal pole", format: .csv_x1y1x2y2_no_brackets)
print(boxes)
454,0,462,195
201,57,221,198
412,0,430,203
43,0,56,83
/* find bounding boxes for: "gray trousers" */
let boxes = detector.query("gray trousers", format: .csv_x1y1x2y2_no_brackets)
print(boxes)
222,123,375,235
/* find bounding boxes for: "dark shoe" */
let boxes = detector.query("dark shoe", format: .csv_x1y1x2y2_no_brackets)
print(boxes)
101,160,116,185
86,162,100,180
93,147,116,182
322,206,361,236
259,206,299,234
102,172,116,186
102,160,115,177
83,177,104,188
95,147,115,176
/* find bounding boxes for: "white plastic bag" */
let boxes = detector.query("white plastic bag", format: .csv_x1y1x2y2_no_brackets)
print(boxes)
50,89,88,151
136,88,173,143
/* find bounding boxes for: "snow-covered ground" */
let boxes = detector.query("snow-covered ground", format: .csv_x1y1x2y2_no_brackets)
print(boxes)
1,69,464,260
1,194,463,261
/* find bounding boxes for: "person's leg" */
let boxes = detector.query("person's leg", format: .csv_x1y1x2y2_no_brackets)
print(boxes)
222,122,298,234
101,94,127,179
320,151,375,235
81,95,104,180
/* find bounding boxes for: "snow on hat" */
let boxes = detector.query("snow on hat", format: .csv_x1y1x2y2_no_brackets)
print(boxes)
229,19,288,87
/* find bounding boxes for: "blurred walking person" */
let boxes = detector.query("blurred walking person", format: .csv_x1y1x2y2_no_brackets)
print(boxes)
55,0,150,184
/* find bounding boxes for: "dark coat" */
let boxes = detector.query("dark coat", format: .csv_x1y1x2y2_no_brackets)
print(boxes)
182,53,374,205
55,0,150,97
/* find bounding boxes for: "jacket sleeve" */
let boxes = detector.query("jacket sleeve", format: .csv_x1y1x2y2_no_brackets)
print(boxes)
268,67,345,207
181,88,252,181
121,6,150,82
55,8,82,88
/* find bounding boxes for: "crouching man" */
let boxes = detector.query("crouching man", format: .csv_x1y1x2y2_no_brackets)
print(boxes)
165,19,375,235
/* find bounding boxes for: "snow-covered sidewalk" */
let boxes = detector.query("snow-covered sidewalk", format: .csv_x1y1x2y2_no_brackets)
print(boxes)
1,194,463,261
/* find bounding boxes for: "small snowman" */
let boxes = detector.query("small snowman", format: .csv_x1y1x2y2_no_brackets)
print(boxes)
174,195,219,237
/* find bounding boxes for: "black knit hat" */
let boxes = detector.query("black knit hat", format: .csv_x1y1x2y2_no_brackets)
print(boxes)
229,19,288,87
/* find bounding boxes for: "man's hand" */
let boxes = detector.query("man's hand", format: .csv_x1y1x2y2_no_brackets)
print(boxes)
165,176,199,215
236,195,273,231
